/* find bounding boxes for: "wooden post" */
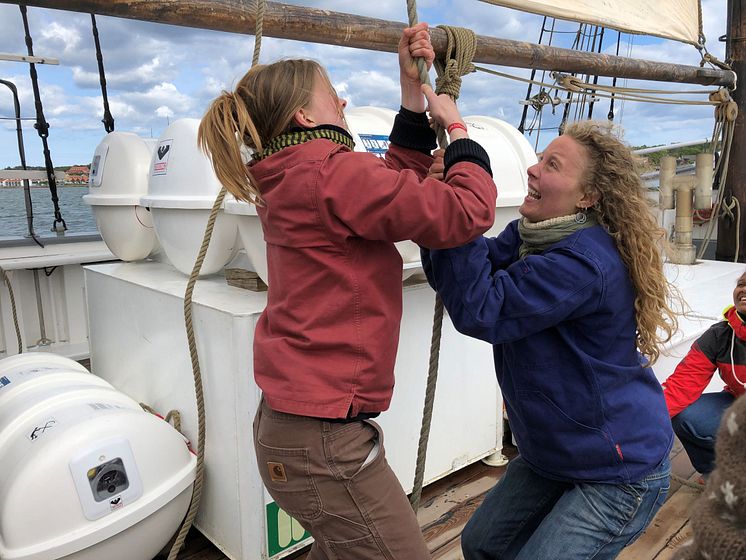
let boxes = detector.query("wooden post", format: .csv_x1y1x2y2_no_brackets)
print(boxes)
0,0,735,87
717,0,745,262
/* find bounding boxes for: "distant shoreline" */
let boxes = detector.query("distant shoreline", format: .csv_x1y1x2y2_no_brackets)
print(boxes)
0,184,88,189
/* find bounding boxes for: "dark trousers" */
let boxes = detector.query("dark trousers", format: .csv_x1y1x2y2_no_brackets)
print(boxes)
253,400,430,560
671,391,735,474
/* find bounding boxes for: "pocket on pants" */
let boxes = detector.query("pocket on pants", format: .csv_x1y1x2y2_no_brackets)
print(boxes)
255,440,323,521
327,534,382,560
325,420,383,480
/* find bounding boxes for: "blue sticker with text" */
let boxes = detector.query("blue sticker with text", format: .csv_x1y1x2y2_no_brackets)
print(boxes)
0,376,10,389
358,134,390,157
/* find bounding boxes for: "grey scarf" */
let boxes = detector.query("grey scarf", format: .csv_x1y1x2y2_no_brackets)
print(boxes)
518,212,598,258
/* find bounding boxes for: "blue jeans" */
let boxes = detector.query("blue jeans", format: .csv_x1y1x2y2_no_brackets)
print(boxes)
671,391,734,474
461,456,670,560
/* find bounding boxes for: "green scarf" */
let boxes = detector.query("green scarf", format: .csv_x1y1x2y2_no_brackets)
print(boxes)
253,126,355,161
518,212,598,258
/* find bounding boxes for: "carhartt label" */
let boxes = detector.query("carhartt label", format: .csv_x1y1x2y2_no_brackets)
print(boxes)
268,462,287,482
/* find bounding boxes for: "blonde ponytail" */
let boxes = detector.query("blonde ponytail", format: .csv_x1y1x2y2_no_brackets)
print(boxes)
198,59,327,205
198,91,262,204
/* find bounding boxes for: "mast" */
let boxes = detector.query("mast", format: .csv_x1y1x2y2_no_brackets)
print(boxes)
717,0,744,261
0,0,735,87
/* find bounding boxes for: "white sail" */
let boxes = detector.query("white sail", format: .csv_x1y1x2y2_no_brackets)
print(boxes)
478,0,701,44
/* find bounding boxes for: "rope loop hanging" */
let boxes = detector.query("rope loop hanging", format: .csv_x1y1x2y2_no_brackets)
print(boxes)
90,14,115,133
167,1,266,558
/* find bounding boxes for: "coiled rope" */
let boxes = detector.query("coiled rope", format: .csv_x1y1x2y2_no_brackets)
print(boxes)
166,2,266,558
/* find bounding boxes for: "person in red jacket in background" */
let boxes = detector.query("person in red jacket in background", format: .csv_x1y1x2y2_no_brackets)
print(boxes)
663,270,746,476
197,23,497,560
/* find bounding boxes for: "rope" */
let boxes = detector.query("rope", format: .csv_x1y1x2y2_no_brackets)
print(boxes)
695,107,737,261
140,404,184,435
19,5,66,234
0,266,23,355
166,2,265,557
406,4,475,513
671,472,705,492
474,66,719,106
90,14,115,133
433,25,476,101
518,16,549,133
608,31,622,122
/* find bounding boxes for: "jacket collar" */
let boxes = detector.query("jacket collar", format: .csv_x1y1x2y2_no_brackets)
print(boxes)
724,305,746,340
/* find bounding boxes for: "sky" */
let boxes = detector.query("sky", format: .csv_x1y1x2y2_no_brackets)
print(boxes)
0,0,729,168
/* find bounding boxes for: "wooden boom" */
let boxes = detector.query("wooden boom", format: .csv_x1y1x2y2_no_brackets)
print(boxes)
0,0,735,87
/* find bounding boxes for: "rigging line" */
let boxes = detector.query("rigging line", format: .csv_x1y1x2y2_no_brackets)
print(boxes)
19,5,66,234
561,78,718,96
587,26,605,120
574,23,597,123
560,22,583,133
518,15,548,133
91,14,114,133
474,67,718,106
0,78,43,247
608,31,622,121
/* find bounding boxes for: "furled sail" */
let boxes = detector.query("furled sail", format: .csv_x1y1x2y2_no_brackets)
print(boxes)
478,0,701,45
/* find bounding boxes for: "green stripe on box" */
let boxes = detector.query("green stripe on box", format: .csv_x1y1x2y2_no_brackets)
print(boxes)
266,501,312,557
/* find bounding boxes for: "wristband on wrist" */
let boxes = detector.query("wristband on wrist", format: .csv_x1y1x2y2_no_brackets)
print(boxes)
446,122,468,135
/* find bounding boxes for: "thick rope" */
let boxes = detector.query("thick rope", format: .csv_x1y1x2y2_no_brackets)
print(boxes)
406,5,476,512
0,266,22,354
166,2,265,557
433,25,476,100
671,472,705,492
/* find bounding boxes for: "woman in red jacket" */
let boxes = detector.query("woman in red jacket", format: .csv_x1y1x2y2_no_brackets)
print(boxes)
197,23,497,560
663,270,746,476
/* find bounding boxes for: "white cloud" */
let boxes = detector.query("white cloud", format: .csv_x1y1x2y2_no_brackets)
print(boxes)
0,0,732,166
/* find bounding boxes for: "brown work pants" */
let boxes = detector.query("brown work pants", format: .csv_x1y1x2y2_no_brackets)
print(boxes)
253,400,430,560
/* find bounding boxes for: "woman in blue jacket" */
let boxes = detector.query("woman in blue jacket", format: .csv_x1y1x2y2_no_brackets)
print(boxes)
423,121,679,560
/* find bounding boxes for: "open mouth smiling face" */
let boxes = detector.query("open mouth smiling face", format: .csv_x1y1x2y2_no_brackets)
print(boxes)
520,135,596,223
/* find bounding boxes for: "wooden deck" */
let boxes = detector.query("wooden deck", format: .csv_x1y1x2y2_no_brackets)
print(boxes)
174,437,702,560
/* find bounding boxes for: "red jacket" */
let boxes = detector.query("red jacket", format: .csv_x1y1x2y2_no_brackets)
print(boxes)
250,125,496,418
663,305,746,417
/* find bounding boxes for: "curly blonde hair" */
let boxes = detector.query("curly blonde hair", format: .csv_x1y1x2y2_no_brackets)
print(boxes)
564,121,679,364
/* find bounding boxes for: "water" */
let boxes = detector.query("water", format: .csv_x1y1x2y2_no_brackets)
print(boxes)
0,186,97,240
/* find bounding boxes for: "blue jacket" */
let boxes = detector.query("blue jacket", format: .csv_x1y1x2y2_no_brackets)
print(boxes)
422,220,673,483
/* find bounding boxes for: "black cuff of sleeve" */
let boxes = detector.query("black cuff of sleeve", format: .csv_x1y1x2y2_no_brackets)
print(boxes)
389,106,437,154
444,138,492,177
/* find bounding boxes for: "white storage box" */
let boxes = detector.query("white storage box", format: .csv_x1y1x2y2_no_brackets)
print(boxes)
84,260,502,559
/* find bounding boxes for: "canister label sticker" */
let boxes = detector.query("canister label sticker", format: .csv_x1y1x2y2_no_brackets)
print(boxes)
153,139,173,176
358,134,389,158
0,376,10,389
